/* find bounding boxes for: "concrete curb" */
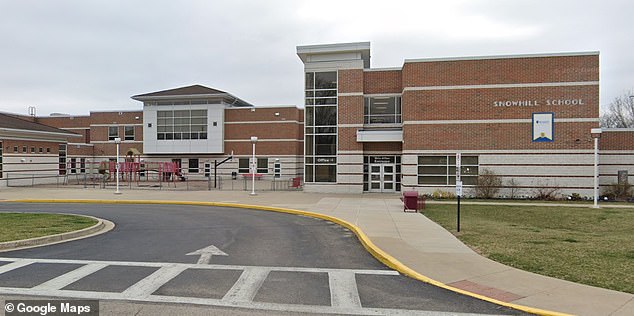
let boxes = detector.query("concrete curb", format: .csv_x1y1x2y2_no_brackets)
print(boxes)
6,198,570,316
0,213,115,252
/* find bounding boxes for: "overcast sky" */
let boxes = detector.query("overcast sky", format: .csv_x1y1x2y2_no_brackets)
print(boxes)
1,0,632,116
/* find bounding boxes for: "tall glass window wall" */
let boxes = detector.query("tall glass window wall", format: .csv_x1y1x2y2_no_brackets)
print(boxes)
305,71,337,182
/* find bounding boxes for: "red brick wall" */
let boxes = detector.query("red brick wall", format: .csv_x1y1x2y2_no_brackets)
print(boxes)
338,69,363,93
402,86,598,121
600,130,634,150
338,96,363,125
403,122,597,150
339,128,362,151
364,70,401,94
402,54,599,87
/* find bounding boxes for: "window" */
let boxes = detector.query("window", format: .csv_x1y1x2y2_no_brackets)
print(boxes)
188,158,199,173
22,146,27,153
46,147,50,153
274,161,281,178
305,71,338,183
80,158,86,173
70,158,77,174
108,126,119,141
59,144,67,175
417,156,479,185
257,158,268,174
157,109,207,141
13,146,18,153
124,126,135,141
364,96,401,124
0,141,3,179
30,147,35,153
39,147,43,153
238,158,250,173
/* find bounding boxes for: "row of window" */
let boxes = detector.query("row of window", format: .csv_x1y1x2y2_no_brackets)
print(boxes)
108,126,136,141
11,146,52,154
156,110,208,141
417,155,479,185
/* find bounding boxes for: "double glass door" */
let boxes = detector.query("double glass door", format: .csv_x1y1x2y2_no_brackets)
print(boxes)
369,164,395,192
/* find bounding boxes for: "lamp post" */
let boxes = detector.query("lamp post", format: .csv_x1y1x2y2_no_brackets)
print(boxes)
591,128,602,208
114,137,122,195
250,136,258,196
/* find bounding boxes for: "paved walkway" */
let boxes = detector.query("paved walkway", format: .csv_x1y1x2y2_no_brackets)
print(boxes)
0,187,632,316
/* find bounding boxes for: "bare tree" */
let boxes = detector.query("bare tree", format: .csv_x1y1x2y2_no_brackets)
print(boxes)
601,91,634,128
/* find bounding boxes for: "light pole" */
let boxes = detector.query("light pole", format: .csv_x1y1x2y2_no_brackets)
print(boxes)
591,128,602,208
114,137,122,195
250,136,258,196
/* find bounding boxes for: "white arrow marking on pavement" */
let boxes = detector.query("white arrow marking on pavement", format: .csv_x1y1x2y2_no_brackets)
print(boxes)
186,245,228,264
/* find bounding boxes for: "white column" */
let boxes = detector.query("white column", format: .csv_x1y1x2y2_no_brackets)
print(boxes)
250,136,258,196
115,137,122,195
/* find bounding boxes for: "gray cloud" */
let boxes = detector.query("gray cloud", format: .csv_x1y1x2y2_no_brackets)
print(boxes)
1,0,632,116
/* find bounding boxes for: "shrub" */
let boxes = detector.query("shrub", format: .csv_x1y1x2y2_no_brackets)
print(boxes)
474,169,502,199
602,183,633,200
431,189,456,199
532,182,562,200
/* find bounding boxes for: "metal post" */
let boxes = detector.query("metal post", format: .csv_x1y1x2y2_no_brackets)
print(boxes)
457,195,461,232
591,129,601,208
214,160,217,189
250,136,258,196
115,137,121,194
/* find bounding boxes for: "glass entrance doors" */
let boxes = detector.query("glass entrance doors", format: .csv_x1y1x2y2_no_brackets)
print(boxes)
369,164,395,192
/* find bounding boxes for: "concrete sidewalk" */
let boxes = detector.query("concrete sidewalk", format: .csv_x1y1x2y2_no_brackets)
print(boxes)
0,187,632,316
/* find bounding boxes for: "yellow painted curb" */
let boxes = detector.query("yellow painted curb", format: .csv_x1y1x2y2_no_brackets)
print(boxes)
7,198,571,316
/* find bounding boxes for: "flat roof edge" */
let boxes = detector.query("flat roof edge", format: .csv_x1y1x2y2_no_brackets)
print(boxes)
404,51,600,63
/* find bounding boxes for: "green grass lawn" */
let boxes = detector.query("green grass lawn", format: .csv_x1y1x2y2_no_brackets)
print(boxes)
0,213,97,243
422,204,634,294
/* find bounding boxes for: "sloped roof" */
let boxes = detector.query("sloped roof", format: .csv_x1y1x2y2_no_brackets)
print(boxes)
0,112,79,137
132,85,227,98
131,84,253,107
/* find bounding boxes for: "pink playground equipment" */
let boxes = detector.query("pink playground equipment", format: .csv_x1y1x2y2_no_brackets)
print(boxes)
99,150,184,187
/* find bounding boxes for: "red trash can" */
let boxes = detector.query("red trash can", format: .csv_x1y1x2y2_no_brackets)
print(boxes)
403,191,419,212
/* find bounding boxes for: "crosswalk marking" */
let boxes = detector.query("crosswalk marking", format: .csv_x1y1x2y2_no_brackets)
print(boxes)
329,271,362,308
32,263,108,291
0,257,504,315
0,259,35,274
122,264,187,298
222,267,270,303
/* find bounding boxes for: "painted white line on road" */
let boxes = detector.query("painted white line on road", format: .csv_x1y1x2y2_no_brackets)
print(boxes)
0,259,35,274
122,264,187,298
0,286,502,315
222,267,270,303
0,257,398,276
32,263,108,290
329,271,362,308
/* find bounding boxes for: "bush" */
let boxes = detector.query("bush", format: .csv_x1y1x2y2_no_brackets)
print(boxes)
431,189,456,199
602,183,633,200
532,182,562,200
474,169,502,199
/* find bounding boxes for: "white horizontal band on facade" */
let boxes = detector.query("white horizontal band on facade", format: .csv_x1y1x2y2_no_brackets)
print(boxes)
61,127,91,130
338,92,363,97
67,143,94,147
404,117,599,125
402,149,595,154
403,81,599,92
90,141,143,144
225,120,301,125
339,124,364,128
364,67,402,72
224,139,302,142
89,124,143,127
